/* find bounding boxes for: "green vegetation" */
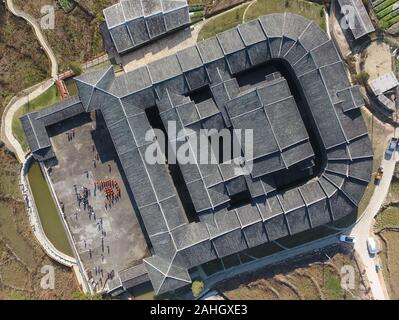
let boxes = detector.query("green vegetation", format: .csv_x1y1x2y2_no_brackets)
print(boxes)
198,0,326,41
71,292,103,300
0,3,48,114
69,61,83,76
189,4,205,12
191,280,205,297
244,0,325,29
57,0,76,13
12,85,60,152
375,0,397,13
323,269,343,300
14,0,115,72
198,4,249,41
373,0,399,29
375,206,399,230
27,161,73,256
65,78,78,96
355,71,370,87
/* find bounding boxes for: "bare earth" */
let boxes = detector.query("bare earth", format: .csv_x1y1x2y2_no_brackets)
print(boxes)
364,42,392,81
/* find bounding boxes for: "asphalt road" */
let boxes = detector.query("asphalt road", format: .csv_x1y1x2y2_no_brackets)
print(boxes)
349,143,397,300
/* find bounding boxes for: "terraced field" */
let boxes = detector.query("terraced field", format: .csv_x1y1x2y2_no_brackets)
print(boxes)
218,246,370,300
373,0,399,29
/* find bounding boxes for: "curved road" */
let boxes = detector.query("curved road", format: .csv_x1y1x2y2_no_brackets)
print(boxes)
349,141,396,300
2,0,58,162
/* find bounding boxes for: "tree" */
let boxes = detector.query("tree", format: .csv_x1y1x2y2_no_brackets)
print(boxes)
191,280,204,297
355,71,370,87
69,61,83,76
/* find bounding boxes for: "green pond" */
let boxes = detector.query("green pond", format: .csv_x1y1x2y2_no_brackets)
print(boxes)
27,161,73,257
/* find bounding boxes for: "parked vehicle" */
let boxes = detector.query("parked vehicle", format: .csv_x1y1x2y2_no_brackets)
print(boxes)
375,166,384,185
339,234,356,244
385,137,398,159
367,237,377,256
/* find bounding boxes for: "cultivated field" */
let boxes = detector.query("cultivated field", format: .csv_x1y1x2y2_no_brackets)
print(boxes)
373,0,399,29
218,245,370,300
374,179,399,299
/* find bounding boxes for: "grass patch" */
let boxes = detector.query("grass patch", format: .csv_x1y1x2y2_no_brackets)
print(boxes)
57,0,76,12
12,85,61,152
197,4,249,41
65,78,78,96
219,246,366,300
322,268,342,300
378,230,399,298
375,206,399,231
198,0,325,41
244,0,325,29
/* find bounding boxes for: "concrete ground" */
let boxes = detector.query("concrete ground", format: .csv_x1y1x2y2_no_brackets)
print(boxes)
364,41,392,81
122,22,204,72
47,112,149,292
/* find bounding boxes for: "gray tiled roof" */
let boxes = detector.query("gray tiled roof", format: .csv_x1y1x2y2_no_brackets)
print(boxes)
337,0,375,39
24,13,373,296
104,0,190,54
20,96,84,161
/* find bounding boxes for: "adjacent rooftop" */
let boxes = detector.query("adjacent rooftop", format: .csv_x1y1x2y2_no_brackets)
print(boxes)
103,0,190,54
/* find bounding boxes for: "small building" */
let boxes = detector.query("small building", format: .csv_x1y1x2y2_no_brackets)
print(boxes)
377,94,396,115
337,0,375,39
369,71,399,96
103,0,190,55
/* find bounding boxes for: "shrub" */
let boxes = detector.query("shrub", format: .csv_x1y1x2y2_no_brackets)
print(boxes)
71,292,103,300
68,61,82,76
355,71,370,87
191,280,204,297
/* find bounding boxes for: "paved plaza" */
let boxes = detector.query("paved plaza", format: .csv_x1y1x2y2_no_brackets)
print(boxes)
47,113,149,292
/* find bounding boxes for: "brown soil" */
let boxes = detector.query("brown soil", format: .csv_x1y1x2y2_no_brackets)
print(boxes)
218,245,370,300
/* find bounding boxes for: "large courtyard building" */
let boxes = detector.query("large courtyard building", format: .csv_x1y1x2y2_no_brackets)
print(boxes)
103,0,190,54
22,13,373,296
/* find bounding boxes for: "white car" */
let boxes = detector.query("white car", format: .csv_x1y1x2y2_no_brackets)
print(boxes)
340,235,356,244
367,237,377,255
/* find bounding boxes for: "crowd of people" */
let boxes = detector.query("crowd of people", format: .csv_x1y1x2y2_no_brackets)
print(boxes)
95,178,122,210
